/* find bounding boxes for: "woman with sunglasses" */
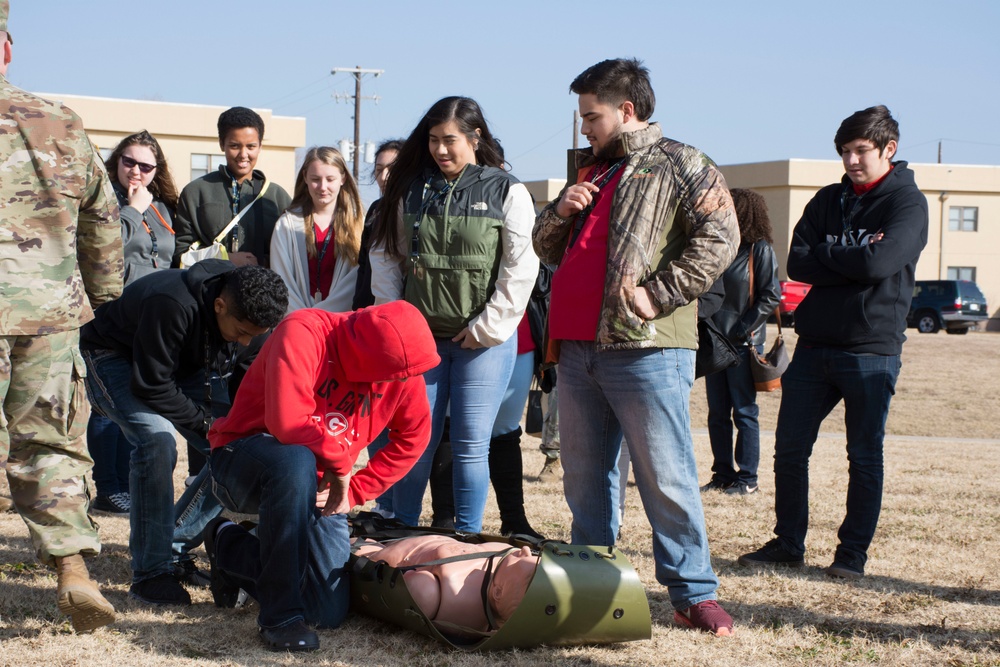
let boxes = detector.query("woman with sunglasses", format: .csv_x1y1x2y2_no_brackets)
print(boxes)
87,130,179,515
270,146,364,313
369,96,539,532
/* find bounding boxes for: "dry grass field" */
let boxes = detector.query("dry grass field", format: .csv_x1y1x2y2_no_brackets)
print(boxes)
2,326,999,666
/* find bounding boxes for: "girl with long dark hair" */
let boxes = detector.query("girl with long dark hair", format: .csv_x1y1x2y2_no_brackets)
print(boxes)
369,97,539,532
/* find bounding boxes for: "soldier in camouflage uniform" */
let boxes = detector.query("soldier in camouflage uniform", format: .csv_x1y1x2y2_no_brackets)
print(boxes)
532,59,739,636
0,0,124,633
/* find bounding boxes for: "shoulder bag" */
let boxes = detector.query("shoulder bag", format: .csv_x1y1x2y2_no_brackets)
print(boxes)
746,245,789,391
179,179,271,269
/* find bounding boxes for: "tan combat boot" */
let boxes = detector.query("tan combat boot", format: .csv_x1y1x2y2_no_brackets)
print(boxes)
55,554,116,632
538,456,561,483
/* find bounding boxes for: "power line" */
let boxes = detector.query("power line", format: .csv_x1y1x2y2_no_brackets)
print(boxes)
331,67,384,180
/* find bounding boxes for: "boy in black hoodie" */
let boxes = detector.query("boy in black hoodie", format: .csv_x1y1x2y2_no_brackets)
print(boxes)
80,261,287,605
739,106,928,580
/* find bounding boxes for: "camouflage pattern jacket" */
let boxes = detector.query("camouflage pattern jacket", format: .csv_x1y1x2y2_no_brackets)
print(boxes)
533,123,739,351
0,75,123,335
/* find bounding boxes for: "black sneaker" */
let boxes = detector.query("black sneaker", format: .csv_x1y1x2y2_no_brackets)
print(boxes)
737,538,805,568
260,620,319,652
204,517,242,608
699,478,732,493
825,562,864,580
724,483,759,496
173,558,211,588
130,573,192,605
90,492,130,515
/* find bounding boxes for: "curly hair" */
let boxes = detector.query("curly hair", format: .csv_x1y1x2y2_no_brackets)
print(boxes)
221,266,288,329
289,146,364,265
218,106,265,145
104,130,179,210
730,188,773,245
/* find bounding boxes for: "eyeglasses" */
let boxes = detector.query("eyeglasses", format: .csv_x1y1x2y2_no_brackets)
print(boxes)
120,155,157,174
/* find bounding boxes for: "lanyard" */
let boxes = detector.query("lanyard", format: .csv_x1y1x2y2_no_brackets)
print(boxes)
311,219,335,301
568,159,624,249
410,171,461,263
839,186,865,246
116,186,175,269
203,330,238,412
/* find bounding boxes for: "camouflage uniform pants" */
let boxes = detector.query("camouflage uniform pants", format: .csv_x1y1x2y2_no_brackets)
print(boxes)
540,382,560,459
0,330,101,567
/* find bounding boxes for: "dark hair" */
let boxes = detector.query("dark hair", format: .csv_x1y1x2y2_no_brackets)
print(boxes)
834,105,899,156
371,138,404,182
570,58,655,122
104,130,179,211
372,96,505,259
730,188,773,245
218,106,265,146
290,146,364,265
375,138,404,160
221,266,288,329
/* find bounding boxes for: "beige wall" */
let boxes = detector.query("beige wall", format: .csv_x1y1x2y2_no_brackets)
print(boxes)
527,158,1000,330
36,93,306,194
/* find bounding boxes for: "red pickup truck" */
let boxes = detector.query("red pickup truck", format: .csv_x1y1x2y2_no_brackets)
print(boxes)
778,280,811,325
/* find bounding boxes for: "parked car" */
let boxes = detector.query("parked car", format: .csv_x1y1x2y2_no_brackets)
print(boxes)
777,280,811,326
907,280,988,334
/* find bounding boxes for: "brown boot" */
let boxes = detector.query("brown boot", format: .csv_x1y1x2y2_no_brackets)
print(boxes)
538,456,561,482
55,554,116,633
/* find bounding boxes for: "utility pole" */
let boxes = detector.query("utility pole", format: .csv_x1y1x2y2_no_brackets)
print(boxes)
937,140,942,164
331,66,384,180
572,110,579,150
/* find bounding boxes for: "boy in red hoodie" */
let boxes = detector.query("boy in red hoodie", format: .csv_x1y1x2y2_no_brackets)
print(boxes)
205,301,439,652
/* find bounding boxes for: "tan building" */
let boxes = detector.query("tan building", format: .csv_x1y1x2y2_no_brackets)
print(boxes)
36,93,306,194
526,159,1000,330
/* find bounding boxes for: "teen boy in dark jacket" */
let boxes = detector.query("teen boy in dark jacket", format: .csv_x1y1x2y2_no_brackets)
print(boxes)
739,105,928,580
80,261,288,605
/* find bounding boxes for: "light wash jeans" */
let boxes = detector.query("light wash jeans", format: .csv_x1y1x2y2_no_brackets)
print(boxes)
83,349,225,583
392,333,516,532
558,341,719,610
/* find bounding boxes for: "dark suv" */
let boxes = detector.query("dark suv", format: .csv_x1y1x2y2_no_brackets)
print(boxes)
907,280,988,335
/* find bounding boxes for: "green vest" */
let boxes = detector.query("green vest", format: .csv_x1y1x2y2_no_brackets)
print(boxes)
403,165,514,337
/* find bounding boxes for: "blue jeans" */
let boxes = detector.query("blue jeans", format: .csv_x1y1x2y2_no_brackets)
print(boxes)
87,412,133,496
492,351,535,437
772,346,900,570
392,334,516,532
82,350,226,583
211,434,350,629
705,345,763,487
558,341,718,609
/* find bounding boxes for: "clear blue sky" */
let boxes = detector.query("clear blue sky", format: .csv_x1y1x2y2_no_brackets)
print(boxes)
6,0,999,203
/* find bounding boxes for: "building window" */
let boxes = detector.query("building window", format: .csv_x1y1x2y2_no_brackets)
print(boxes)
947,266,976,282
948,206,978,232
190,153,227,181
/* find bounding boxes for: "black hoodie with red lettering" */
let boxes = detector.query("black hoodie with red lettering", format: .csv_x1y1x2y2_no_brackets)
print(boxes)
209,301,440,507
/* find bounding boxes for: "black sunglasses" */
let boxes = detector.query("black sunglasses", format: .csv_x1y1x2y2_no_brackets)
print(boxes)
120,155,157,174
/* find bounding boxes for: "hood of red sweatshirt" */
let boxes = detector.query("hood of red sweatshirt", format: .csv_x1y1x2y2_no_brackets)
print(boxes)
336,301,440,383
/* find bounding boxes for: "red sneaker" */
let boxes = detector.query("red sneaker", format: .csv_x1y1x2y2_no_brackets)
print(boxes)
674,600,734,636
